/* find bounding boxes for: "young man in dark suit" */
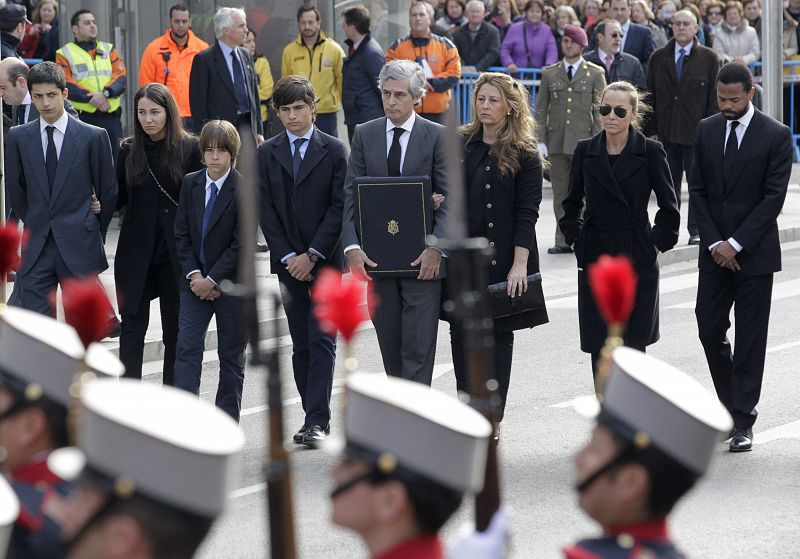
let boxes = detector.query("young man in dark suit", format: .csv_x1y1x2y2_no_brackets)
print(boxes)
646,10,720,245
188,7,264,146
5,62,116,317
342,59,449,386
258,75,347,446
174,120,246,422
689,63,793,453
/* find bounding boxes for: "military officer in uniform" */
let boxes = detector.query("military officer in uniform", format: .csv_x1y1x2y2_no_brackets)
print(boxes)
0,306,123,558
48,379,245,559
565,347,733,558
534,24,606,255
330,373,492,558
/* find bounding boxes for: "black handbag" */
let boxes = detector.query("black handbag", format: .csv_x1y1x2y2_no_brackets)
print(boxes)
487,273,545,319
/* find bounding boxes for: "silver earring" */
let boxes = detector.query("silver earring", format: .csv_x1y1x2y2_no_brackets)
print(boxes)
507,112,511,115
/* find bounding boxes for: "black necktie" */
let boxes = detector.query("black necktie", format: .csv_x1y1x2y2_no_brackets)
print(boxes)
723,121,739,182
17,105,27,125
45,125,58,191
230,50,250,113
388,127,404,176
292,137,307,185
200,182,218,269
567,65,573,81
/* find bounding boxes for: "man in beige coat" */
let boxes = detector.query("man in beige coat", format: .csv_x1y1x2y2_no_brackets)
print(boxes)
534,25,606,254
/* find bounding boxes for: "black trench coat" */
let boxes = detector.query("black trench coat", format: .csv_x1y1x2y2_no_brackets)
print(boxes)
449,135,549,333
559,128,679,353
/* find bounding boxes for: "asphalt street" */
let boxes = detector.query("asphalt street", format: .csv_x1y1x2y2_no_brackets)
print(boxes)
146,241,800,559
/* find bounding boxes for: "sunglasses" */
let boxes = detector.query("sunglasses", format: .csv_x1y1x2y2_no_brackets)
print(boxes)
599,105,629,118
707,10,721,15
608,32,623,38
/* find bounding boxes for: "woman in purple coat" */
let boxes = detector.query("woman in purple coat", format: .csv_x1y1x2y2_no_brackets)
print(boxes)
500,0,558,72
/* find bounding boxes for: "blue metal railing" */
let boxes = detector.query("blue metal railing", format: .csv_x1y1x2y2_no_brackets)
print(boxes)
456,62,800,162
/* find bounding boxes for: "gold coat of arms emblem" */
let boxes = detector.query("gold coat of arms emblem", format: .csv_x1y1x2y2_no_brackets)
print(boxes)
387,220,399,235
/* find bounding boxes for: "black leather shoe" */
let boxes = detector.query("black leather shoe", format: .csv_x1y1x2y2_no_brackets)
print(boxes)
723,429,735,443
104,316,121,339
293,425,308,444
729,427,753,452
688,235,701,245
547,245,574,254
303,424,329,447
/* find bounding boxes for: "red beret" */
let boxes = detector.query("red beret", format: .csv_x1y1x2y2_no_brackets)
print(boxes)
563,24,588,48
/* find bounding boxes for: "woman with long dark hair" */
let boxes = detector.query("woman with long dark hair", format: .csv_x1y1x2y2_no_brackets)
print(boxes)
115,83,202,384
560,82,680,380
448,72,549,422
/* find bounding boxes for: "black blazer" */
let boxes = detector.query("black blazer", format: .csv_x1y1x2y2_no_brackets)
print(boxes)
689,110,793,276
258,128,348,273
189,41,263,140
115,138,203,315
174,168,243,288
621,22,655,67
342,35,385,126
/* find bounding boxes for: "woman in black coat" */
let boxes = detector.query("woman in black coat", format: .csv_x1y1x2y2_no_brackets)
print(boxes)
449,72,549,422
560,81,680,378
115,84,202,384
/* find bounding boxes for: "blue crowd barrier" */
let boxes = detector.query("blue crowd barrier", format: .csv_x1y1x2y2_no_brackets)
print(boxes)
457,62,800,161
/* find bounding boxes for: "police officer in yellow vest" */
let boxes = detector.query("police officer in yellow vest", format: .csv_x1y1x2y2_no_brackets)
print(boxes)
56,9,127,162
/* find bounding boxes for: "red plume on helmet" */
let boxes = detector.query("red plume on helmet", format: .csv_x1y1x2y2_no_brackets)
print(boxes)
56,276,114,348
311,268,374,342
0,222,24,286
588,254,638,326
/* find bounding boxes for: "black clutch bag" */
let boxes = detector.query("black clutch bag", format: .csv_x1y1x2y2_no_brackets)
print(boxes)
487,273,546,319
353,176,433,278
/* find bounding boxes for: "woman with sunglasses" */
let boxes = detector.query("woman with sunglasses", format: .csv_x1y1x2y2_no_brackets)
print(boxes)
559,81,680,380
115,84,203,385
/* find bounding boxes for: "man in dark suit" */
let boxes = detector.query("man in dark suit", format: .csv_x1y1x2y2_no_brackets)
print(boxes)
584,20,646,91
689,63,793,453
188,7,264,146
258,75,347,447
609,0,654,69
646,10,720,245
5,62,116,317
174,120,246,422
342,59,449,386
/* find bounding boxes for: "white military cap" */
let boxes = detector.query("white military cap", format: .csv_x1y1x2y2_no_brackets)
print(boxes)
0,306,119,407
602,347,733,475
344,373,492,493
0,476,19,556
50,379,245,518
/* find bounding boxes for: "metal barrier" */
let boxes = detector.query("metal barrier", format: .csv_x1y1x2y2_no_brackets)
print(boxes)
457,62,800,161
456,66,541,125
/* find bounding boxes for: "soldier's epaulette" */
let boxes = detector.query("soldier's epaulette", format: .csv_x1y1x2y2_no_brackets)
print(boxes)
543,62,561,71
584,60,606,73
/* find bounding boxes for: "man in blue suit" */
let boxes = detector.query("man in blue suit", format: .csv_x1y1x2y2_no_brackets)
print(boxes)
609,0,655,69
5,62,116,317
258,75,347,446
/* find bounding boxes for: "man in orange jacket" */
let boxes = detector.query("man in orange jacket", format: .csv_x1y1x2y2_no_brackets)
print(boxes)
385,1,461,124
138,3,208,131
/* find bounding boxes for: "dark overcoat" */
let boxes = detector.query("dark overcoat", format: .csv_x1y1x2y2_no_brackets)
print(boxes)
645,39,721,144
450,134,549,333
114,137,203,315
560,128,680,353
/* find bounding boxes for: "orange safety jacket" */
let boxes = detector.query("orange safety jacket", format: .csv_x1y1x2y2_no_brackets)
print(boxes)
138,29,209,118
385,33,461,115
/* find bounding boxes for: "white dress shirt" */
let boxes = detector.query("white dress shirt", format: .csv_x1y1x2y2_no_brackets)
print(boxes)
710,102,755,253
218,40,244,87
281,127,324,263
620,20,630,52
186,166,232,282
39,110,69,160
19,92,32,123
674,40,693,62
564,57,583,80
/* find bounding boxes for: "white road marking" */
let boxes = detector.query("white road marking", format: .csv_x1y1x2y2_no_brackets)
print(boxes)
548,273,700,309
668,278,800,309
754,420,800,445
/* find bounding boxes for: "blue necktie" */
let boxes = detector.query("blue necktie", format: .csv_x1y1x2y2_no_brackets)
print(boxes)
675,48,686,81
45,126,58,192
200,182,218,268
230,50,250,114
293,137,307,185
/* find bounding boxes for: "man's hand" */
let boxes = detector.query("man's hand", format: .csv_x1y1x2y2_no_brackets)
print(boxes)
712,241,740,271
88,91,105,108
190,274,217,299
733,56,745,64
90,195,101,215
286,253,315,282
432,193,445,211
257,134,265,145
507,63,518,74
411,248,442,281
346,249,377,281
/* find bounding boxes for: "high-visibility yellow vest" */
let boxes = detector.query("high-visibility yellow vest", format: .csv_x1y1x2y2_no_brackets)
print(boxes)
57,41,120,113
